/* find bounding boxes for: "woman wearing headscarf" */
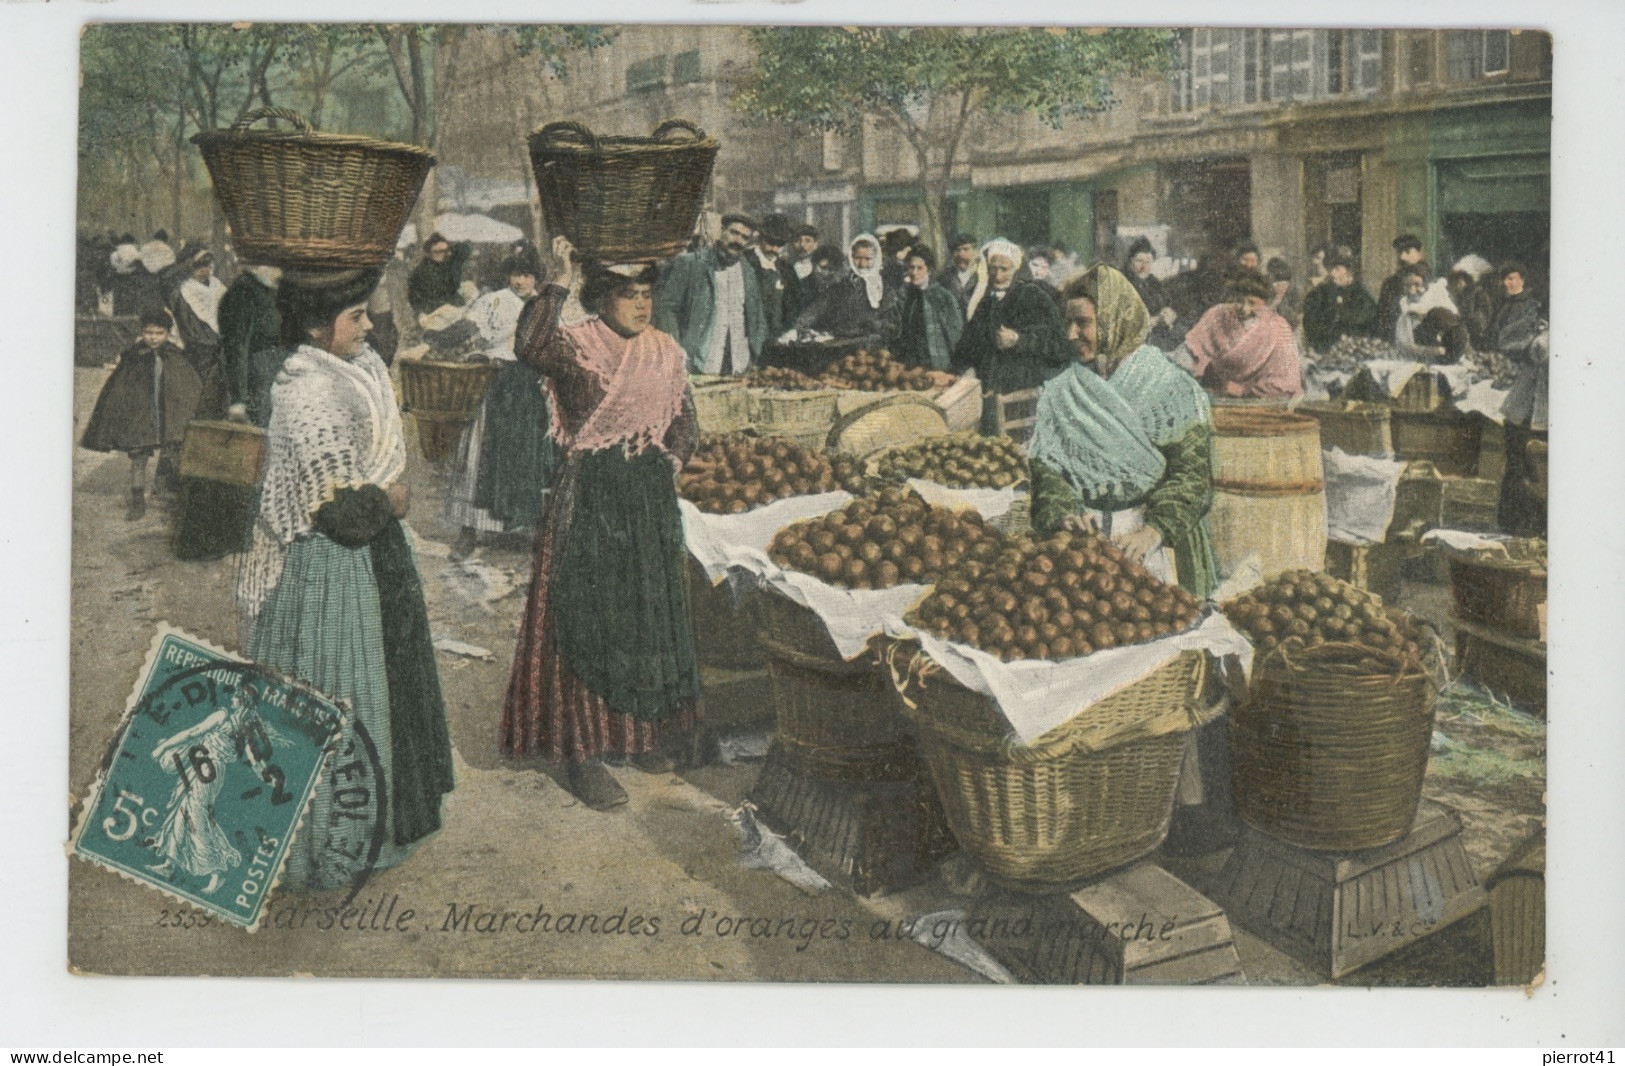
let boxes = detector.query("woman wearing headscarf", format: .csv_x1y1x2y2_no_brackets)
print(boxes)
788,233,897,341
950,238,1070,435
501,238,704,811
887,245,964,371
1029,265,1219,599
236,266,455,891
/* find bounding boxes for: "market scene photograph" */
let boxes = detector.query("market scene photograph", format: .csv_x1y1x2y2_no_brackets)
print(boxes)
68,22,1550,986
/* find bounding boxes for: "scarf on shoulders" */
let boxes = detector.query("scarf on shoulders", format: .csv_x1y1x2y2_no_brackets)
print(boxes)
556,317,687,457
237,343,407,631
1184,303,1301,397
1030,266,1208,507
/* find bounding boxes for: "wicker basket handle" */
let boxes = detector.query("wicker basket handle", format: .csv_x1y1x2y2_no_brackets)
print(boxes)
535,120,600,151
652,119,706,143
230,108,315,134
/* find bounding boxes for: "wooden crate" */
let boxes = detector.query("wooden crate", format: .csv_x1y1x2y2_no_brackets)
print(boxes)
1454,619,1546,715
993,387,1042,447
178,420,266,488
966,863,1246,985
1210,800,1487,979
1487,829,1545,987
1324,539,1404,604
747,742,957,897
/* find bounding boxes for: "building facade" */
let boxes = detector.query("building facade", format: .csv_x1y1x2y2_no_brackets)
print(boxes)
435,26,1550,292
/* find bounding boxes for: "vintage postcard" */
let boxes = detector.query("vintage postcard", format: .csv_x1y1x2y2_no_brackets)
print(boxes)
67,19,1552,990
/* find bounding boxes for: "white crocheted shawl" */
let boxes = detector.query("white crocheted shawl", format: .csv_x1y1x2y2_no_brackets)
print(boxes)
237,343,407,638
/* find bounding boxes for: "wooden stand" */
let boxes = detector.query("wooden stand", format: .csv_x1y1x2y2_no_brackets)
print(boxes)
747,743,956,897
1211,800,1486,979
1324,540,1405,605
1454,618,1547,715
964,863,1246,985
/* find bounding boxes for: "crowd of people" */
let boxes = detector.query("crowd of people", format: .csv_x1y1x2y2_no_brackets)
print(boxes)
74,204,1549,853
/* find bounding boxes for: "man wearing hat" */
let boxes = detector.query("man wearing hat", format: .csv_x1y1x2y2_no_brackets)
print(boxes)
1177,269,1303,399
1376,234,1429,343
935,233,981,313
748,212,795,341
780,223,821,326
653,212,767,374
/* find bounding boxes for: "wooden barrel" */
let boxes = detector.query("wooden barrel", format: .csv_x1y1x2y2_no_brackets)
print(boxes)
1207,407,1327,581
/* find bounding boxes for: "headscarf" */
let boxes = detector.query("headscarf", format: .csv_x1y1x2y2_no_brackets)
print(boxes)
848,234,884,310
965,237,1024,320
110,244,140,275
138,238,176,275
1079,265,1153,370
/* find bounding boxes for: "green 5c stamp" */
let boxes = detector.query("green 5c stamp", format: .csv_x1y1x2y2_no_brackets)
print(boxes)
72,626,350,930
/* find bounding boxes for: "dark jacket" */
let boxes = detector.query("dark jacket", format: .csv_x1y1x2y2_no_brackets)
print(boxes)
408,242,473,314
936,265,980,312
950,280,1070,394
890,283,965,370
793,271,897,339
652,244,767,373
217,272,282,414
748,250,789,340
81,340,203,453
1302,280,1380,353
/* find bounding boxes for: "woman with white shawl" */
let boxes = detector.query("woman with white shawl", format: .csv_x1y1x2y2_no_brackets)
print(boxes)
236,267,455,891
951,237,1071,435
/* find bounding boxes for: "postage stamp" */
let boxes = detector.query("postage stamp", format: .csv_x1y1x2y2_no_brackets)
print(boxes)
70,626,352,931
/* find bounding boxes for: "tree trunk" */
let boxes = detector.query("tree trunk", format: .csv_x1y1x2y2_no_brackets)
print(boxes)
172,115,186,238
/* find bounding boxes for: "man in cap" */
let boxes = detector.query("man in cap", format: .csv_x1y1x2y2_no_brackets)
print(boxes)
748,213,795,341
654,212,767,374
1376,234,1429,343
780,223,821,327
936,232,980,312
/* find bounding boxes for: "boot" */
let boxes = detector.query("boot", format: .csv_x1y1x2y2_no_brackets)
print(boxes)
126,487,146,521
565,760,627,811
449,527,478,562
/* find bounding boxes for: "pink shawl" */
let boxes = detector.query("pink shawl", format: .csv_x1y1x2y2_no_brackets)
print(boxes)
1184,303,1303,398
554,318,687,456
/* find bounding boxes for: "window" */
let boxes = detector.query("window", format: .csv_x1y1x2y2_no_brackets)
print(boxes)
1484,30,1510,75
1354,30,1383,95
1291,31,1313,99
672,50,701,85
1407,33,1435,86
821,130,843,172
1170,30,1194,112
1243,29,1263,104
1269,30,1314,102
1445,30,1509,82
626,55,665,94
1327,30,1345,95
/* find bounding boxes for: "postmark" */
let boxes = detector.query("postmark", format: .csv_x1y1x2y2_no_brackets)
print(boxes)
69,625,369,930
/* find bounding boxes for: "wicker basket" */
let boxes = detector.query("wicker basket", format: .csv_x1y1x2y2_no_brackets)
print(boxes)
178,420,266,488
690,378,751,436
529,120,718,263
1391,409,1484,476
398,359,497,463
758,593,913,780
827,394,949,457
746,387,840,434
1231,644,1436,852
193,109,433,269
892,648,1209,890
1297,400,1394,459
686,557,764,670
1448,542,1547,640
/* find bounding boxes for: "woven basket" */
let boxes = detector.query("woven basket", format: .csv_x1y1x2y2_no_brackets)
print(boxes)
193,109,433,269
399,359,497,463
1391,409,1484,476
1448,543,1547,640
758,593,913,780
1231,644,1436,852
687,557,764,670
690,378,751,436
178,420,266,488
529,120,718,263
746,387,840,433
891,647,1208,889
826,394,949,457
1297,400,1394,459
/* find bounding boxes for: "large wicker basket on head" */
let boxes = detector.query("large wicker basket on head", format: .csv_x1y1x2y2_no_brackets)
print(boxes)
529,119,719,263
890,646,1210,890
193,109,434,269
398,359,498,463
1230,642,1437,852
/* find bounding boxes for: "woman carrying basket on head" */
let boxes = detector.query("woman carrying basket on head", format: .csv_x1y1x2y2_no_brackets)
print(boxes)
501,237,706,811
236,267,455,890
